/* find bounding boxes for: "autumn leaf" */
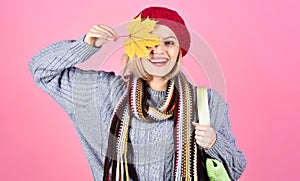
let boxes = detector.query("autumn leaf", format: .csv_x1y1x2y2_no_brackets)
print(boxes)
123,15,161,60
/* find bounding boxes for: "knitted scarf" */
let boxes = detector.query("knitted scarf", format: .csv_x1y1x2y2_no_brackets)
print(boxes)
103,73,200,180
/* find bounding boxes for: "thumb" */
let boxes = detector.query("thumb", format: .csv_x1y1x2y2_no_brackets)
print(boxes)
192,122,200,126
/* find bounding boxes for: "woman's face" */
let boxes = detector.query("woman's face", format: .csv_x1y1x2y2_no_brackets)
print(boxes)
141,24,180,77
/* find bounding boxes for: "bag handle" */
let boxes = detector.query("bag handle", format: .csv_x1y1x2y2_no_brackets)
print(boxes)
196,87,210,126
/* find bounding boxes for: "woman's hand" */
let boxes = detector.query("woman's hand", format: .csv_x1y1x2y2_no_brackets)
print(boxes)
84,24,119,47
192,122,217,150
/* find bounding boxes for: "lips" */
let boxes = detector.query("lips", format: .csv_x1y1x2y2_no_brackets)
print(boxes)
150,58,168,63
149,58,169,67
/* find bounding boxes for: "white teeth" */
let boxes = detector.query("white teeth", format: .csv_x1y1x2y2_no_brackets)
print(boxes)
150,59,168,63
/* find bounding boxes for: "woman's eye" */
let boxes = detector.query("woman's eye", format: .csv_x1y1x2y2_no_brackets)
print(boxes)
164,41,175,45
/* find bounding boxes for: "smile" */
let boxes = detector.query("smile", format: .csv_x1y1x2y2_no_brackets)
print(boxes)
150,58,168,63
149,58,169,67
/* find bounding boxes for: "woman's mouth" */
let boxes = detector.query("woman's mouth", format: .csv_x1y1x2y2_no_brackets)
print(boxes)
149,58,169,67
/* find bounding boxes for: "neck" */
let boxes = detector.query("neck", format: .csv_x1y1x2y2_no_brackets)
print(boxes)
148,76,169,91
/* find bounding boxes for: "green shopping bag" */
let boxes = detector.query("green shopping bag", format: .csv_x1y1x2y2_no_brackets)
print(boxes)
206,158,231,181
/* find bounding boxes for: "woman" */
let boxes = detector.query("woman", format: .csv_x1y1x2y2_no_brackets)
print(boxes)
29,6,246,181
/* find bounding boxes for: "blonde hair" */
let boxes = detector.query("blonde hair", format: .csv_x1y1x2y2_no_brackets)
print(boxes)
121,51,182,82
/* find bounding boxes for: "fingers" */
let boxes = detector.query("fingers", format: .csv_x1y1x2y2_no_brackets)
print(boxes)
195,136,211,149
195,134,215,149
192,122,216,149
195,130,206,136
192,122,209,131
94,24,119,40
84,24,119,47
90,25,118,41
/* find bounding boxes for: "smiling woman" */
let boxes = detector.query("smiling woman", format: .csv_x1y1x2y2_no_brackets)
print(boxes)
28,6,246,181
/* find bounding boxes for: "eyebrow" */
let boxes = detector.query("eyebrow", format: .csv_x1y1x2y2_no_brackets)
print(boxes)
162,36,177,40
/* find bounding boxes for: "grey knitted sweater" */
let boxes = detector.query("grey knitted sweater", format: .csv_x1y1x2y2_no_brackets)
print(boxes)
29,37,246,180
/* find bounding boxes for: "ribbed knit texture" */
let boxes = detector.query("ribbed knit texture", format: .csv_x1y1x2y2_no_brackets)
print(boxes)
137,7,191,57
29,36,246,181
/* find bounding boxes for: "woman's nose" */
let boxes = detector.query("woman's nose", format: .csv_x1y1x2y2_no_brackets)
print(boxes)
152,44,165,54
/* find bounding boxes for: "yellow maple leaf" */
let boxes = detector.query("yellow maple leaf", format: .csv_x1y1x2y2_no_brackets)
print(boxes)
123,15,162,60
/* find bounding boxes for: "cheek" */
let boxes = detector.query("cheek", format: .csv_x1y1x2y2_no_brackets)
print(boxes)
167,47,180,59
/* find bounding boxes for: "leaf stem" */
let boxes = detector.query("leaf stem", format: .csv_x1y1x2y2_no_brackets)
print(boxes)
118,35,129,37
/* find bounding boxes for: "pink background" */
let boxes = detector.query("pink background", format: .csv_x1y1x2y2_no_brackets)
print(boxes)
1,0,300,180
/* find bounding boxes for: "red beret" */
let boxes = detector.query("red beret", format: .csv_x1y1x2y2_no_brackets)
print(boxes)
136,7,191,57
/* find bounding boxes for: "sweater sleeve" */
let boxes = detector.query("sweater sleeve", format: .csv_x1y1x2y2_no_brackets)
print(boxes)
28,36,121,116
205,89,247,180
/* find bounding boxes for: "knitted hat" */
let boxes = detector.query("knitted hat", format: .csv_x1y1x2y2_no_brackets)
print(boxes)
136,7,191,57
